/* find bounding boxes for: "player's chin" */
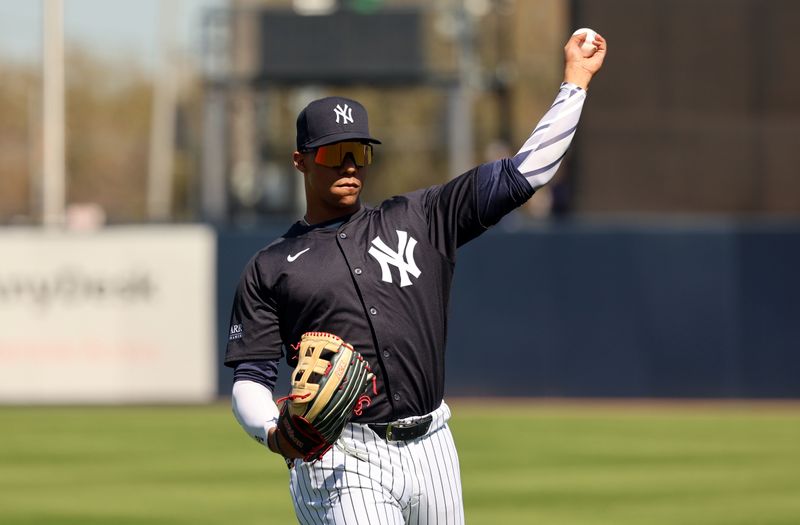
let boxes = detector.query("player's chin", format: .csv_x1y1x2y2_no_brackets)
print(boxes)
336,195,360,209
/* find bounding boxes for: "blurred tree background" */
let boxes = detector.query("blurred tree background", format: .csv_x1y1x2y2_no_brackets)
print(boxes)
0,0,569,225
0,48,202,224
0,59,34,221
2,0,798,225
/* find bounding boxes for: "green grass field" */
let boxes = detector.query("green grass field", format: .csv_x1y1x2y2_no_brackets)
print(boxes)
1,401,799,524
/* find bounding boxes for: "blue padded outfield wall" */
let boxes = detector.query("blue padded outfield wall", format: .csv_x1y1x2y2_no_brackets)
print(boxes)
216,220,800,398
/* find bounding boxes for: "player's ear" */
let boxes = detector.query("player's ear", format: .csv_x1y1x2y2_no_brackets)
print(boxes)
292,151,307,173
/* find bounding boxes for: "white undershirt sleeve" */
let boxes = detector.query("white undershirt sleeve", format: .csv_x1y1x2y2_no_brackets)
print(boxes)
231,380,280,449
513,82,587,190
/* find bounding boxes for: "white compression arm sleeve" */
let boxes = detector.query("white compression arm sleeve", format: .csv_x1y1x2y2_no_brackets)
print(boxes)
513,82,587,190
231,380,280,449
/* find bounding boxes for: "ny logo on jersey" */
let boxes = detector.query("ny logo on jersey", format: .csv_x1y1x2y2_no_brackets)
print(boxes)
334,103,354,124
368,230,421,287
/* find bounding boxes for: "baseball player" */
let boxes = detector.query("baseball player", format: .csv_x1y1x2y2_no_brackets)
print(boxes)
226,31,606,524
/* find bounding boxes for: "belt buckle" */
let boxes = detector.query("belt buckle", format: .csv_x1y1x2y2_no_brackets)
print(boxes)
385,421,413,441
384,415,432,441
385,422,398,441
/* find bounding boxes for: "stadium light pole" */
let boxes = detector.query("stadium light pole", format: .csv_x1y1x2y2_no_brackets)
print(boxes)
147,0,180,222
200,7,231,224
448,0,477,179
42,0,66,228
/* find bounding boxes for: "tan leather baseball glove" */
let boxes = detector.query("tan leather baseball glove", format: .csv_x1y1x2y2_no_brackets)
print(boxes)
275,332,375,462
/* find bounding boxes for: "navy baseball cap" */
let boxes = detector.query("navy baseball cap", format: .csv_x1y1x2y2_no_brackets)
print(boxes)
296,96,381,151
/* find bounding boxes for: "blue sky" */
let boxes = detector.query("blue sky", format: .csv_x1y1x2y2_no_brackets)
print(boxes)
0,0,225,67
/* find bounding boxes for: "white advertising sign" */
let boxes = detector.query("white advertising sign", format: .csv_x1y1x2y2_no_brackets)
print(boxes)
0,226,216,403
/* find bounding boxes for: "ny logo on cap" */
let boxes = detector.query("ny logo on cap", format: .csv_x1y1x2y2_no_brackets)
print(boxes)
334,103,354,125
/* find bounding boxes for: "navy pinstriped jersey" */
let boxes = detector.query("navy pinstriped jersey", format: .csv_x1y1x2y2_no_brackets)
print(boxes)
225,157,535,423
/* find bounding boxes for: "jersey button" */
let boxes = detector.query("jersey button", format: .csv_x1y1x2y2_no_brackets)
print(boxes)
383,350,390,358
354,267,362,275
369,307,378,315
339,232,347,239
393,393,401,401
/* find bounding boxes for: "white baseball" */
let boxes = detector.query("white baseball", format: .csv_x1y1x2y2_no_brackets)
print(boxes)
572,27,598,56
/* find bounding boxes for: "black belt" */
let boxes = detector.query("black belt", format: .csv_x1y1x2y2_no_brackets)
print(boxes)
368,414,433,442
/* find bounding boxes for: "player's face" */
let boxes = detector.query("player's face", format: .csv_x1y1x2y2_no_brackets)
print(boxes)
294,144,369,223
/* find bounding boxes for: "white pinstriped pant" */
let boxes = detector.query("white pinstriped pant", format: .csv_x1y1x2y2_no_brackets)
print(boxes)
289,402,464,524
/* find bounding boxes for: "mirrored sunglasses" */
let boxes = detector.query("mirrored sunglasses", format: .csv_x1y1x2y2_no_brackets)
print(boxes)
313,142,373,168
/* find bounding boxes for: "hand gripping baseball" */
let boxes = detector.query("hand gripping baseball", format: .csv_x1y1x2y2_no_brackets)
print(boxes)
275,332,376,462
563,29,607,90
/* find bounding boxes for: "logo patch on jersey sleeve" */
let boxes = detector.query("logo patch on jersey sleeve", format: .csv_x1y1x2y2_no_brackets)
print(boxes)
229,323,244,341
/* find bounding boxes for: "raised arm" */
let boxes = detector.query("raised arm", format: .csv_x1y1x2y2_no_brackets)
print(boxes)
421,31,608,250
514,31,607,190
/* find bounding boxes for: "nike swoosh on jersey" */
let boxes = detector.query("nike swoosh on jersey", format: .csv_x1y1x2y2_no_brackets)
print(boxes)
287,248,310,262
